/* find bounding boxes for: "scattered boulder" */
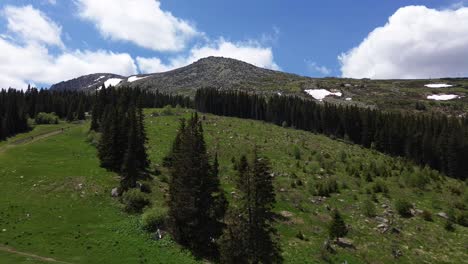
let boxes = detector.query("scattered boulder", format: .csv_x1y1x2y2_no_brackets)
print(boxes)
279,210,294,218
111,187,120,197
437,212,448,219
323,239,336,253
375,216,389,223
336,238,355,249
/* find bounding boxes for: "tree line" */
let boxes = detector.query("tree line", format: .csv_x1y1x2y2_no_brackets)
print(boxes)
0,85,191,142
195,88,468,180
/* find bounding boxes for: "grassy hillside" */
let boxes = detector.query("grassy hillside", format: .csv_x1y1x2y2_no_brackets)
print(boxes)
0,124,196,264
0,110,466,263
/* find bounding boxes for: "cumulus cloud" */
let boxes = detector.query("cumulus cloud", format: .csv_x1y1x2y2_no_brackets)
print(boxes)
0,5,137,90
0,37,137,89
76,0,200,52
137,38,279,73
3,5,63,47
339,6,468,79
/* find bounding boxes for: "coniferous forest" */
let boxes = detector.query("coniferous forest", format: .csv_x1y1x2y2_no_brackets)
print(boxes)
195,88,468,180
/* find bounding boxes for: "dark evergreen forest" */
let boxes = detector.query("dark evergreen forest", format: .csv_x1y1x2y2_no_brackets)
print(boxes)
0,86,191,141
195,88,468,180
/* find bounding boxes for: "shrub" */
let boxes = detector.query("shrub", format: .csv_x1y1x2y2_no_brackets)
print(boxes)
295,231,308,241
142,207,168,232
139,182,152,194
121,189,150,213
421,210,433,221
160,105,173,116
293,145,301,160
314,178,339,197
85,130,100,147
455,210,468,227
372,179,389,194
35,112,59,124
444,220,455,232
395,199,413,218
362,198,376,217
406,170,430,189
328,209,348,240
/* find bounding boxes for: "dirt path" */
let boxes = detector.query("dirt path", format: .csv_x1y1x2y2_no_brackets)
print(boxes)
0,245,74,264
0,127,71,153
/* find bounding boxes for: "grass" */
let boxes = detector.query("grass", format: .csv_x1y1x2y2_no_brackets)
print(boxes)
0,125,196,264
0,109,466,263
145,108,467,263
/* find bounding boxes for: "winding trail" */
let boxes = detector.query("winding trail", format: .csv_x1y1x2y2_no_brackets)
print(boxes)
0,127,71,153
0,245,74,264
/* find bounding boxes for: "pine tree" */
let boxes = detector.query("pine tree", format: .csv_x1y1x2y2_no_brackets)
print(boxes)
167,114,226,258
120,106,140,191
328,209,348,242
135,102,150,171
220,150,282,263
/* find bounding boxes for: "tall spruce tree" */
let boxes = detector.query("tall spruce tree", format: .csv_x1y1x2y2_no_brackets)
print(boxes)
220,150,282,263
167,114,227,258
120,106,140,191
328,209,348,242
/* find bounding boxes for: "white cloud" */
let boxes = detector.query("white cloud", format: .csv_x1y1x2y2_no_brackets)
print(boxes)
340,6,468,79
0,5,137,90
137,38,279,73
0,37,137,89
3,5,63,48
76,0,200,52
306,61,331,75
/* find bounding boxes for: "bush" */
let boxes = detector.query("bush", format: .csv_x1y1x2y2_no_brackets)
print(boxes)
295,231,307,241
160,105,173,116
406,170,430,189
121,189,150,213
362,198,376,217
372,179,389,194
293,145,301,160
35,112,59,124
395,199,413,218
85,130,100,147
444,220,455,232
421,210,433,221
139,182,152,194
142,207,168,232
314,178,339,197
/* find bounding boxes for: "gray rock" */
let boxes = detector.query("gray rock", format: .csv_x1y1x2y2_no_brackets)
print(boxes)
336,238,355,249
375,216,389,223
437,212,448,219
111,187,120,197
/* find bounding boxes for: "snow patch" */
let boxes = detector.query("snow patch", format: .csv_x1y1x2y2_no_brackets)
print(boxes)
427,94,459,101
345,97,352,101
95,75,106,82
128,76,149,82
424,84,453,88
104,78,122,88
305,89,342,101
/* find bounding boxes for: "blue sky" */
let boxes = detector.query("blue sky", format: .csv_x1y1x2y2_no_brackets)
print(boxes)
0,0,467,88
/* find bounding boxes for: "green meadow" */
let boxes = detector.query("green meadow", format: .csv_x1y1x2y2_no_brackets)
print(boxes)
0,109,466,263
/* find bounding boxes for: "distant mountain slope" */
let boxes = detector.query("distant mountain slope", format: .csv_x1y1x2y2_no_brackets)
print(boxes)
50,57,316,94
49,73,125,91
49,56,468,115
122,56,314,94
